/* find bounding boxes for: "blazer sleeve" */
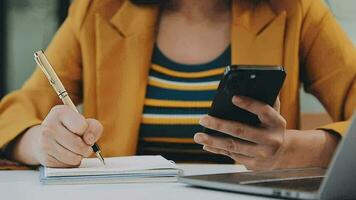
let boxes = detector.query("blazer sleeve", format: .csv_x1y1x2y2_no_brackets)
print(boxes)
299,0,356,135
0,0,91,150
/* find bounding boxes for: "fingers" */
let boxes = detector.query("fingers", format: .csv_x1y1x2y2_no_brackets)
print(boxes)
53,119,103,158
44,155,73,168
273,97,281,113
195,132,255,157
195,133,275,158
38,106,104,168
196,96,287,170
232,96,286,128
49,105,88,136
48,140,83,167
39,127,82,167
202,145,255,166
52,125,92,157
82,119,103,146
199,115,263,143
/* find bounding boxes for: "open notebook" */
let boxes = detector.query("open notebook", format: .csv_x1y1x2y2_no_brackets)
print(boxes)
40,155,181,185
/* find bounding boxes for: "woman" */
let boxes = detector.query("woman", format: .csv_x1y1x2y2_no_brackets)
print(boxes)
0,0,355,170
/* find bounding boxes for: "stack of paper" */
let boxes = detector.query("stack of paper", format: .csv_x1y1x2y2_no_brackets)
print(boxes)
40,155,181,185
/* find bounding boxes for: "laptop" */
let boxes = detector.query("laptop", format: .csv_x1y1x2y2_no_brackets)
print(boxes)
179,114,356,200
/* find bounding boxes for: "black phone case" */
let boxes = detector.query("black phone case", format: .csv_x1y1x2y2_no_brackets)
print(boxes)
204,65,286,138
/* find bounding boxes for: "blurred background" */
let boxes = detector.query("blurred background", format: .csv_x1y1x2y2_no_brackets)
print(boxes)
0,0,355,128
0,0,70,96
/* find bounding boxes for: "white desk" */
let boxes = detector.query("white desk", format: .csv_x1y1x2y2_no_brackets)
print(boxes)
0,164,276,200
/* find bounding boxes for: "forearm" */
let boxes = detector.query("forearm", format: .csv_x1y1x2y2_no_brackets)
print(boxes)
9,126,41,166
276,129,340,169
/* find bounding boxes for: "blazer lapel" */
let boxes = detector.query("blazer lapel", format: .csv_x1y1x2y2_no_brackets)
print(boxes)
231,0,287,65
95,1,159,155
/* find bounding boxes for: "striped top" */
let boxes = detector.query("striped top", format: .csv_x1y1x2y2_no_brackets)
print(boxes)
136,45,234,163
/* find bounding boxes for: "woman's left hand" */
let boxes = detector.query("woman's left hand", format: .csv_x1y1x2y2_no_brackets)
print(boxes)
194,95,287,170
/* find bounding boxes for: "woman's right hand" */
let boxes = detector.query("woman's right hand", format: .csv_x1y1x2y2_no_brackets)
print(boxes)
11,105,103,168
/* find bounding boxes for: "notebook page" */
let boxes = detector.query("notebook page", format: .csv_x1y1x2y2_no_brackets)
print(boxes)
45,155,176,177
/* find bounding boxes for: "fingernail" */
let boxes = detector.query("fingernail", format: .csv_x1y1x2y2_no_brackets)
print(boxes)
86,133,95,144
199,116,208,126
233,96,243,104
194,133,205,143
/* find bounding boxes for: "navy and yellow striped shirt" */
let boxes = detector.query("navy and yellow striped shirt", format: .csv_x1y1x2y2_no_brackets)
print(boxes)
137,45,234,163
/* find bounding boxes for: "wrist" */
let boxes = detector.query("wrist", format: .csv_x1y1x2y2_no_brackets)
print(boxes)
275,129,340,169
11,125,42,165
316,129,341,167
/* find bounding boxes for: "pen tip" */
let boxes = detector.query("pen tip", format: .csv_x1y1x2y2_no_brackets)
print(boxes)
100,157,106,166
96,152,106,166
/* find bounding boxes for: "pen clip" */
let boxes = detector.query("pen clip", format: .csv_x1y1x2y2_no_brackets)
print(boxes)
34,51,56,85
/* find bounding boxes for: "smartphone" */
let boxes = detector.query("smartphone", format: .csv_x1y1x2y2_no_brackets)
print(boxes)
204,65,286,138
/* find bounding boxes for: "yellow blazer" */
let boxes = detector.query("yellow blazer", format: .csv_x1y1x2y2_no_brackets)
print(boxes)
0,0,355,157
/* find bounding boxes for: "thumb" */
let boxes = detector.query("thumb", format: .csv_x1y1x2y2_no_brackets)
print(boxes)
273,96,281,113
83,119,103,146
